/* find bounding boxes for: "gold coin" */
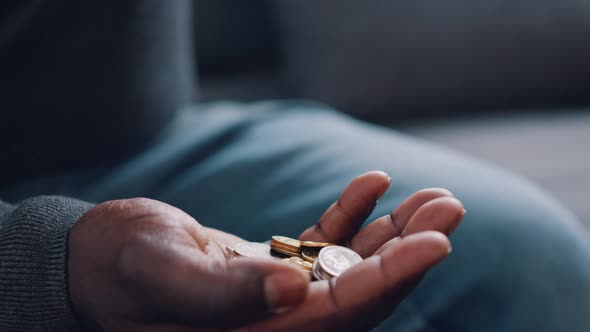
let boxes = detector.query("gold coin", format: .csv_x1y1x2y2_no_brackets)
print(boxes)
290,256,313,271
270,244,299,254
271,242,302,252
270,249,291,258
270,241,297,249
271,242,302,256
300,240,336,248
233,242,273,259
318,246,363,278
271,246,301,257
271,236,301,249
301,247,320,263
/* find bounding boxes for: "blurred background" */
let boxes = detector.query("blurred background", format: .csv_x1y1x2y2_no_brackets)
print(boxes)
193,0,590,228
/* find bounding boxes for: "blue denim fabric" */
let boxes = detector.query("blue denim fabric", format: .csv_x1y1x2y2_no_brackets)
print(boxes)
3,101,590,331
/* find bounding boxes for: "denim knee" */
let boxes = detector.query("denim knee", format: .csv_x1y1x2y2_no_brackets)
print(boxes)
380,177,590,331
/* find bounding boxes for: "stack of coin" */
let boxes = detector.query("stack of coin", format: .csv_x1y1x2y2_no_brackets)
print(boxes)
227,242,275,259
270,236,302,257
288,256,314,279
312,246,363,281
227,236,361,281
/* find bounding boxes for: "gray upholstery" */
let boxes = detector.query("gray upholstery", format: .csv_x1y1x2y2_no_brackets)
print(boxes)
194,0,275,76
273,0,590,117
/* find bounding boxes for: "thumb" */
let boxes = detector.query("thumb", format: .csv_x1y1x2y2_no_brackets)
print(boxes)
155,256,310,329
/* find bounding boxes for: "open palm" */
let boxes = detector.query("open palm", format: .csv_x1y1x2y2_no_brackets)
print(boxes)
69,171,464,331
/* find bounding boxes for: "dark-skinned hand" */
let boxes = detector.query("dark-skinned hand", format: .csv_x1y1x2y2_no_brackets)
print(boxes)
69,171,465,331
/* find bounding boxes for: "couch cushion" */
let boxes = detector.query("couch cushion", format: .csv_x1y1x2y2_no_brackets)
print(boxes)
273,0,590,119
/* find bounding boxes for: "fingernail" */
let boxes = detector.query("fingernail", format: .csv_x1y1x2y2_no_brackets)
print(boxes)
462,209,467,216
376,176,392,198
264,271,307,311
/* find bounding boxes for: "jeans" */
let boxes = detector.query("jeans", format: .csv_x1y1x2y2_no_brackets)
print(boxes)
3,101,590,331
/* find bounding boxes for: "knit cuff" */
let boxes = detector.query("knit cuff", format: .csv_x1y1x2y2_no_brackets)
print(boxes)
0,196,93,331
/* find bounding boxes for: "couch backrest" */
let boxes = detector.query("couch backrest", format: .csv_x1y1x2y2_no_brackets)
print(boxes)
195,1,590,118
194,0,276,77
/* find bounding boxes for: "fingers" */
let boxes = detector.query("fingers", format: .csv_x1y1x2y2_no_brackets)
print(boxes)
351,188,456,257
335,232,449,310
330,231,451,330
138,253,310,329
401,196,465,237
248,232,451,331
185,258,309,328
299,171,391,244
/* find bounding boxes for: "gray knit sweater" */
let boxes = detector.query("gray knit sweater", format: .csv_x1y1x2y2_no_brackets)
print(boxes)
1,1,193,328
0,197,93,331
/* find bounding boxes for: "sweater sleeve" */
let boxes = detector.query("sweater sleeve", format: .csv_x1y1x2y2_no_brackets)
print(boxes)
0,196,93,331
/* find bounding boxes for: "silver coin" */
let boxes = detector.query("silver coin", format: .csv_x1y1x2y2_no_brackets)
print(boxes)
312,257,336,281
312,259,325,281
225,246,238,258
318,246,363,277
233,242,273,259
319,266,335,280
